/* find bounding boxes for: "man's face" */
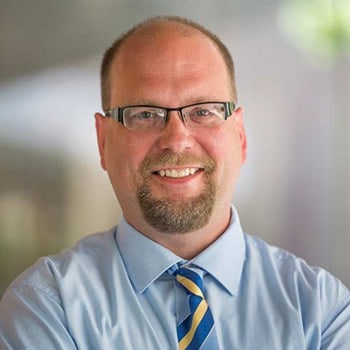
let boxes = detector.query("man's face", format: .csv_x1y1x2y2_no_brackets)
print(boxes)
96,24,246,236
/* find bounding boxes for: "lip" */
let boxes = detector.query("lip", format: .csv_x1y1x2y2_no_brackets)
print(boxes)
152,166,202,179
152,168,205,191
148,166,207,197
156,167,200,179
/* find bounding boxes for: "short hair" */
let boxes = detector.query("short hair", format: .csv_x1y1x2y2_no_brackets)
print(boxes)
100,16,237,111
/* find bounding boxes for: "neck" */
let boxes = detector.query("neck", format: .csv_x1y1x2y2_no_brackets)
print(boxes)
127,205,232,260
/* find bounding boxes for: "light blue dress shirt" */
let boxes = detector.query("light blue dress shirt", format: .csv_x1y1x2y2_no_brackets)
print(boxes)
1,208,349,349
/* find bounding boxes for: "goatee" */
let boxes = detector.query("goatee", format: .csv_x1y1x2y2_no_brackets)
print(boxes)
135,151,216,234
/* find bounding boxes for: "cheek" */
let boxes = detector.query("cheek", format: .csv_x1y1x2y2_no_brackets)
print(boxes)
204,127,239,160
207,129,243,182
104,130,152,181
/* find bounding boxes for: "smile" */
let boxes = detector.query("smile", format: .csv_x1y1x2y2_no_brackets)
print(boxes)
156,168,200,178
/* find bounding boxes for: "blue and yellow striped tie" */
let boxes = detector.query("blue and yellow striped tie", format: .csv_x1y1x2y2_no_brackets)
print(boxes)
175,268,217,350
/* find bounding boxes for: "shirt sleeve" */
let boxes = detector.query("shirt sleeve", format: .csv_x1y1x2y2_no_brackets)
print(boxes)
0,284,77,350
320,271,350,349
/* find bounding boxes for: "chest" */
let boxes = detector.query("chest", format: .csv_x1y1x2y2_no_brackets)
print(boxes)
64,277,317,349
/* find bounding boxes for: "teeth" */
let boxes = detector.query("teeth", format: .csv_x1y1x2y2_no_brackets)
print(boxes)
157,168,199,178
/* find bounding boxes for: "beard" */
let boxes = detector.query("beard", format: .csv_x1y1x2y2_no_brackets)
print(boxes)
135,151,216,234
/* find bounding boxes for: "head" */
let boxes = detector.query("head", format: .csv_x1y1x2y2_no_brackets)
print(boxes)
95,16,247,238
100,16,237,112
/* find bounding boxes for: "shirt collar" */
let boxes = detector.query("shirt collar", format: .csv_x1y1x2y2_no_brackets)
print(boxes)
190,206,246,296
116,206,245,296
116,217,183,293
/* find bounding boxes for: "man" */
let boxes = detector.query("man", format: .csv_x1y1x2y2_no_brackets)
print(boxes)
0,16,349,349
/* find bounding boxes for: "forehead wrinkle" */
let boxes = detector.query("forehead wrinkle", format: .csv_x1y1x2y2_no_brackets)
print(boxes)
113,67,229,107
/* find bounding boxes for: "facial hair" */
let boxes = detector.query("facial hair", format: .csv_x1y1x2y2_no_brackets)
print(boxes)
135,151,216,234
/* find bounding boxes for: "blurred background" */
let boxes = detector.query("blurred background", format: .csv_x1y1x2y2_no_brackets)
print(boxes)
0,0,349,296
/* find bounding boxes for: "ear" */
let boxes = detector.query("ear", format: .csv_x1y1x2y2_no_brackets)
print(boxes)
95,113,108,170
234,107,247,163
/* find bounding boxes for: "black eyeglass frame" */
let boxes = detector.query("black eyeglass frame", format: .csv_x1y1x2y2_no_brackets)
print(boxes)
104,101,236,128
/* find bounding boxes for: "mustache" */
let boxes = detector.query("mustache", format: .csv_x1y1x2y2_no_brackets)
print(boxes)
139,151,216,177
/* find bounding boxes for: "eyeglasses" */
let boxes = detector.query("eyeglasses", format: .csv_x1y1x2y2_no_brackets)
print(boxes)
104,101,235,131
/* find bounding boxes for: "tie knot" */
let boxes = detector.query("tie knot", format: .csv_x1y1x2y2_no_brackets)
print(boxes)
175,267,204,298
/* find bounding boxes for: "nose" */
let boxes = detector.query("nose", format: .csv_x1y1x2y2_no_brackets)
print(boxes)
156,111,195,153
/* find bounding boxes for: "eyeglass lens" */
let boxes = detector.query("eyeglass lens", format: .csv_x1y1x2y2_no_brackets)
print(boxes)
123,102,227,131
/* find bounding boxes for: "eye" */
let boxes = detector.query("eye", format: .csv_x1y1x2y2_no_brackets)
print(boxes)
123,106,166,131
194,108,211,117
188,106,217,122
184,103,225,127
134,110,157,119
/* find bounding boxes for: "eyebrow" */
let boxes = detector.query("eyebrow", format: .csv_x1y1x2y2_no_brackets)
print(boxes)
123,96,224,107
126,98,157,105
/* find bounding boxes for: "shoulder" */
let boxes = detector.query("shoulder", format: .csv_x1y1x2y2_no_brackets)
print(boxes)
3,227,118,303
243,233,350,328
0,228,120,348
244,233,349,291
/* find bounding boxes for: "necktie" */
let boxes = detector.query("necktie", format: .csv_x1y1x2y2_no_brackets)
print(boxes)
175,267,218,350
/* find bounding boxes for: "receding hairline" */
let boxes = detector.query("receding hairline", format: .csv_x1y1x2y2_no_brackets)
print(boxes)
121,18,198,41
100,16,237,111
109,16,219,60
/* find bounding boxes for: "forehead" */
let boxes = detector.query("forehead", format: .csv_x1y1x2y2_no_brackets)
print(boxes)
118,23,224,70
109,22,230,104
119,21,213,53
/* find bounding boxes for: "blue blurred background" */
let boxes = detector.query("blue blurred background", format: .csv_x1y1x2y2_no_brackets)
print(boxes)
1,0,349,296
